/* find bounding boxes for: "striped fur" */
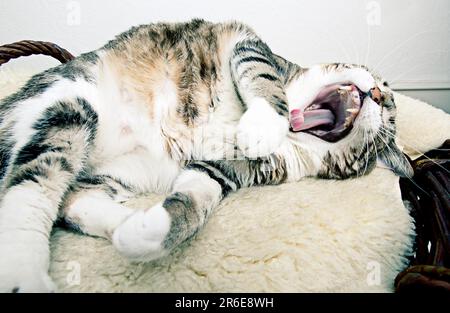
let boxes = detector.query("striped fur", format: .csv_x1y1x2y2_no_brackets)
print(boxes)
0,19,411,292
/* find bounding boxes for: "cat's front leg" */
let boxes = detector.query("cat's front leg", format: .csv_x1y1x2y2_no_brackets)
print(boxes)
230,40,290,159
112,163,234,261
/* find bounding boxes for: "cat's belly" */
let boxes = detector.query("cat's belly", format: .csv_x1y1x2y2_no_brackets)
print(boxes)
92,145,181,194
90,113,181,194
89,98,182,194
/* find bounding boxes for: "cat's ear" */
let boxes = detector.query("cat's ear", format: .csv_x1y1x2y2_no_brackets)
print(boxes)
378,140,413,178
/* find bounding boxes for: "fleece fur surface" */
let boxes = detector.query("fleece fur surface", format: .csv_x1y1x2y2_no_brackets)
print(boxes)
1,70,449,292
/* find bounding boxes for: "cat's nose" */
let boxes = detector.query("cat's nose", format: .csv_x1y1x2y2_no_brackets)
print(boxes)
368,86,381,105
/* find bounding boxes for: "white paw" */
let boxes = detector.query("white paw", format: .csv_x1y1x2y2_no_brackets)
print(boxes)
112,203,171,262
237,98,288,158
344,68,376,92
0,260,56,293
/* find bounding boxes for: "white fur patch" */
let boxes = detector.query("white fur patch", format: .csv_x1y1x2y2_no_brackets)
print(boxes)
65,190,134,238
153,78,178,123
237,98,288,158
94,147,180,194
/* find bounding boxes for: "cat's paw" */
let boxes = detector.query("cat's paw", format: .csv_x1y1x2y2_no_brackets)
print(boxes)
112,203,171,262
0,241,57,293
0,263,56,293
237,98,289,158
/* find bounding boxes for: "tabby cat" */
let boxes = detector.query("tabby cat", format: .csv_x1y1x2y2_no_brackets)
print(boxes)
0,19,412,292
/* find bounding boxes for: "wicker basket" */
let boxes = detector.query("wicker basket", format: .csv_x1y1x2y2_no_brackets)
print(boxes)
0,40,74,65
396,140,450,292
1,40,449,293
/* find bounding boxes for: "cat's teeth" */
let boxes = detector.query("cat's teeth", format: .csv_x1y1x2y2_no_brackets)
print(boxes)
346,108,359,114
344,117,352,127
305,103,320,111
339,86,352,91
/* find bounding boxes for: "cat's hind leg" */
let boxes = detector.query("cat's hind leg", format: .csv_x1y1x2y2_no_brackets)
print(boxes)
61,168,224,262
61,175,135,239
0,98,97,292
112,163,233,261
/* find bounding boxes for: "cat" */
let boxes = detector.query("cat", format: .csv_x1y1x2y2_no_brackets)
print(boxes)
0,19,412,292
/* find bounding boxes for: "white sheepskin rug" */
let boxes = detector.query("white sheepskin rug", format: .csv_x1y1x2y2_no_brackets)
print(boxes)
1,70,449,293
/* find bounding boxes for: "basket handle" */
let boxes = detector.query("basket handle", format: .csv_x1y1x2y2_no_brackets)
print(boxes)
0,40,75,66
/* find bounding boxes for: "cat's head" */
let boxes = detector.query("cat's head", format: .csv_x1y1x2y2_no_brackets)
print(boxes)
287,68,413,179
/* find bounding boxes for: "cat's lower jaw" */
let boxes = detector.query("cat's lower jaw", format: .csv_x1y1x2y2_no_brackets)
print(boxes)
112,204,171,262
237,98,289,158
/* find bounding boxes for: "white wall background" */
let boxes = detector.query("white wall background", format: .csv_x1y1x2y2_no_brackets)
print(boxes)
1,0,449,111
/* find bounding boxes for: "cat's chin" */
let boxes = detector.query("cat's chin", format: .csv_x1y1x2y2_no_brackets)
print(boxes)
289,84,376,142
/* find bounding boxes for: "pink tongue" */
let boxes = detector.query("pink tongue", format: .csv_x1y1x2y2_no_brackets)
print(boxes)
290,109,335,131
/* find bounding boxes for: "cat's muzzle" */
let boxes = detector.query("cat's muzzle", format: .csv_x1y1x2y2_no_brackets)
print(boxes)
289,84,379,142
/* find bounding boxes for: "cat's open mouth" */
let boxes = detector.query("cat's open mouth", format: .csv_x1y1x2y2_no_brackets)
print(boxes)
289,83,366,142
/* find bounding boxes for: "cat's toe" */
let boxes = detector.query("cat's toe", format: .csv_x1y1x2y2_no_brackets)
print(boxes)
0,270,56,293
112,203,171,262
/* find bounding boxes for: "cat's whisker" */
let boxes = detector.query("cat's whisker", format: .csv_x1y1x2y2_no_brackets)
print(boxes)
348,31,361,66
377,134,431,196
369,48,447,84
377,128,449,174
370,130,379,163
293,144,310,172
386,54,448,86
381,128,448,152
363,130,370,176
320,27,353,63
371,29,439,73
363,22,371,69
